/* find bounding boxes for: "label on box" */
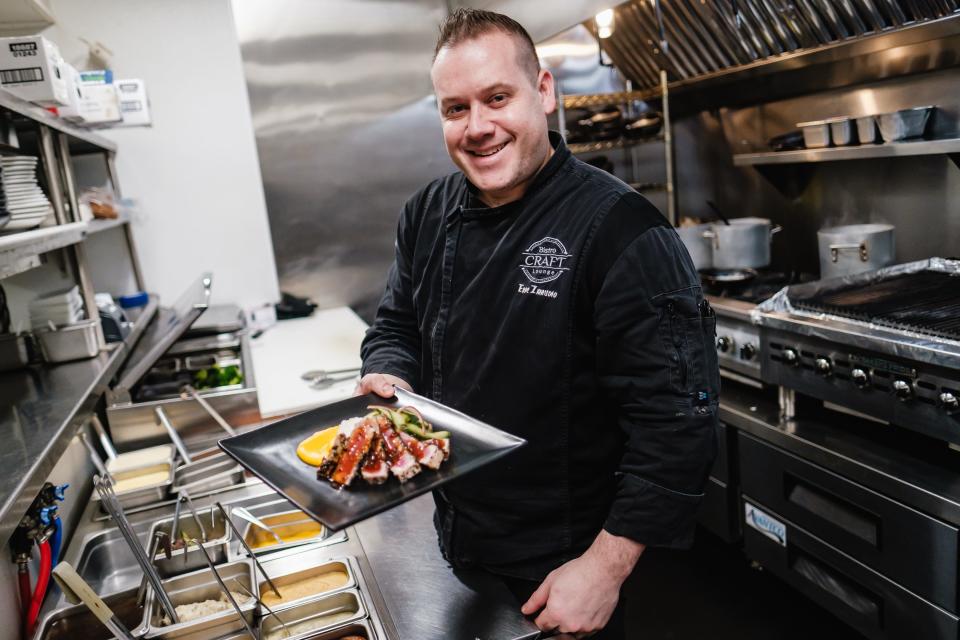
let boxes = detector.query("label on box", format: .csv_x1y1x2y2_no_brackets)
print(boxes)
744,502,787,547
1,67,43,85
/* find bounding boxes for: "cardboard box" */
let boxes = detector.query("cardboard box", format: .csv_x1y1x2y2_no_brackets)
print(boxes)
56,62,87,123
0,35,69,106
77,69,121,125
114,78,151,126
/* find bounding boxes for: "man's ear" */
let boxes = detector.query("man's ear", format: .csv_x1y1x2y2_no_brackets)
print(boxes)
539,69,556,115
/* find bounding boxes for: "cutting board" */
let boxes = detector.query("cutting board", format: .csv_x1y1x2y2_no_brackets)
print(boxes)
249,306,369,418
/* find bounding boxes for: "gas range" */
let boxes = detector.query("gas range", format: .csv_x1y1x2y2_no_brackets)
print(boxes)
702,270,810,385
755,259,960,444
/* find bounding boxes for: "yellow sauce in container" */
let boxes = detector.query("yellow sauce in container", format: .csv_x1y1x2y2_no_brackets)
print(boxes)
245,510,325,550
260,569,349,606
264,611,354,640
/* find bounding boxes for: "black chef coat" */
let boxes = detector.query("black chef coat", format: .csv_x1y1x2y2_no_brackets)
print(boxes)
361,132,719,580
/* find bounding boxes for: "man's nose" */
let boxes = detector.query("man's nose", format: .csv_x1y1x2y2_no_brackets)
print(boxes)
465,105,495,140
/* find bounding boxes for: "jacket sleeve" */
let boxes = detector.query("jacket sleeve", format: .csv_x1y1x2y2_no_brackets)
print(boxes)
359,189,427,389
591,198,719,549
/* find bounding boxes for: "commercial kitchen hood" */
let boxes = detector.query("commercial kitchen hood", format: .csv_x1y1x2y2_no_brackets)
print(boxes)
596,0,960,109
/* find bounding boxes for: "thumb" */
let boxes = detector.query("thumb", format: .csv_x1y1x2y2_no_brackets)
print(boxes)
521,577,551,615
379,382,395,397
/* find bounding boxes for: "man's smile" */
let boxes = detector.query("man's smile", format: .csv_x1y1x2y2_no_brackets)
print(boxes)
467,141,509,157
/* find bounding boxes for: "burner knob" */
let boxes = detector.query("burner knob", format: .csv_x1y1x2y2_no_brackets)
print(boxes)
739,344,757,361
851,368,870,389
717,336,733,353
939,392,959,413
892,379,914,401
782,348,799,366
815,357,832,376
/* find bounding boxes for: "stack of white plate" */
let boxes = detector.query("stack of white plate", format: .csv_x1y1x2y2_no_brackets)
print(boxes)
29,286,86,330
0,156,54,231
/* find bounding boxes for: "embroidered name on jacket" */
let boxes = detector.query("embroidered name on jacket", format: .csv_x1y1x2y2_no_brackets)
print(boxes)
519,237,571,284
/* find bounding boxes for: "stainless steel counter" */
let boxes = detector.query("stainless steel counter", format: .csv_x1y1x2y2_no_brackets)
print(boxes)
49,479,539,640
0,346,127,545
356,495,540,640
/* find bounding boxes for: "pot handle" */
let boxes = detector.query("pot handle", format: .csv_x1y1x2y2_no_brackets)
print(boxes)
770,225,783,236
829,242,867,263
702,229,717,249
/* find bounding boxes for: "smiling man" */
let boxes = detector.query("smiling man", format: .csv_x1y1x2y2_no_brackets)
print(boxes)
358,9,719,639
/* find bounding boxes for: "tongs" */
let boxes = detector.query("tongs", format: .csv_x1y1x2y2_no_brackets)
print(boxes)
93,474,179,624
215,502,282,598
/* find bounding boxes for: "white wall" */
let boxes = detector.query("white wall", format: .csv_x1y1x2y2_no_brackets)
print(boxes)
41,0,280,311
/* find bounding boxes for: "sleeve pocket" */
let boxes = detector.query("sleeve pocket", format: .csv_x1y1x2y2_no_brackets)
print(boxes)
653,287,719,408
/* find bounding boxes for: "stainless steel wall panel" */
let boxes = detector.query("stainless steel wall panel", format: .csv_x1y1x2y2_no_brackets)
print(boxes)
233,0,453,319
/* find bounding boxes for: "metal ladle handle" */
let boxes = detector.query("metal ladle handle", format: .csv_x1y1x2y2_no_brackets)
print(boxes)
215,502,283,599
188,537,257,640
181,384,236,437
154,407,192,464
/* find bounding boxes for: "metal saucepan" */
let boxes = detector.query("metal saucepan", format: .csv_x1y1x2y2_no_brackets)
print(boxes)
817,223,895,278
705,217,782,269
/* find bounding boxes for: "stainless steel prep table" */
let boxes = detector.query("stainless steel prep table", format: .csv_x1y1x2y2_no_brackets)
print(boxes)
51,481,540,640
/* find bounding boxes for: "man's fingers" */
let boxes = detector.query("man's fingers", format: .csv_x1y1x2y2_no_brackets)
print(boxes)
533,608,559,633
378,382,395,397
521,578,550,615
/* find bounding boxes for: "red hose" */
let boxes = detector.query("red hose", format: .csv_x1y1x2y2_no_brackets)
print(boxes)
17,564,30,616
25,541,51,637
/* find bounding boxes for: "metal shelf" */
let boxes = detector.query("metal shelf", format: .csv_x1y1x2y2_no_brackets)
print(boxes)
86,211,129,234
562,91,650,110
568,134,663,154
0,90,116,153
0,141,28,156
733,138,960,166
0,222,87,278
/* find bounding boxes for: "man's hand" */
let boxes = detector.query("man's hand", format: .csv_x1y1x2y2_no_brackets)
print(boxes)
354,373,412,398
521,530,645,638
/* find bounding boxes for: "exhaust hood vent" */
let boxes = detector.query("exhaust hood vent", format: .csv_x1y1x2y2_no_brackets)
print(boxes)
598,0,960,96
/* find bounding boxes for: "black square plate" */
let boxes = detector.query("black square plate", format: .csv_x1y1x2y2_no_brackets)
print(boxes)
219,388,526,530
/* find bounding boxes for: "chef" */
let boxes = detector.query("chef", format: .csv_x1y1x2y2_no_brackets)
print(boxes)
357,8,719,638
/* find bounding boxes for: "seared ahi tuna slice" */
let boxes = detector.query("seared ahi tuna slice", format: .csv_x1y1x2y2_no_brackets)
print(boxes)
433,437,451,460
360,433,389,485
317,433,347,480
331,420,377,487
376,418,420,482
398,432,444,470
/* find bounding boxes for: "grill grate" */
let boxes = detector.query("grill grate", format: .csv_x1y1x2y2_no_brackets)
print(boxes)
791,270,960,341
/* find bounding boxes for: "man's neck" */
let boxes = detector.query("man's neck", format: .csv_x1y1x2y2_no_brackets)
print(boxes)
477,143,555,208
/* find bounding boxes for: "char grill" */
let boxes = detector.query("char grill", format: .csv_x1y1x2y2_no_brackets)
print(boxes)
790,270,960,341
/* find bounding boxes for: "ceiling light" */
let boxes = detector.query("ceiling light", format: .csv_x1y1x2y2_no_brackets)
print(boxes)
595,8,615,38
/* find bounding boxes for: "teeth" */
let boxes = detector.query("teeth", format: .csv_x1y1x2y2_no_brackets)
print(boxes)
473,143,506,157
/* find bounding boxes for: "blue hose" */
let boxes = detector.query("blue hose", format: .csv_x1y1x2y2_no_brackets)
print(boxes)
50,517,62,565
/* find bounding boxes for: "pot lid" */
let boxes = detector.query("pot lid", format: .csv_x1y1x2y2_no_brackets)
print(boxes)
112,273,212,396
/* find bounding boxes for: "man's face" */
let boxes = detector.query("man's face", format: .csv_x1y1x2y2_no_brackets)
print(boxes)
431,30,556,206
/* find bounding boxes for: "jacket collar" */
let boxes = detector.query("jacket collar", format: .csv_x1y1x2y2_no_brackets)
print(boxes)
461,131,571,217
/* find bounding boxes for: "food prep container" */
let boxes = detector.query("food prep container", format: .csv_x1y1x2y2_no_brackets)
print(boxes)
825,117,855,145
241,507,327,555
878,106,934,142
817,223,895,279
705,218,782,270
0,332,31,371
150,508,232,577
855,115,878,144
676,224,713,271
92,462,175,513
107,444,176,476
797,119,831,148
257,556,358,612
258,590,366,640
145,559,257,640
35,318,101,363
173,453,244,494
38,587,148,640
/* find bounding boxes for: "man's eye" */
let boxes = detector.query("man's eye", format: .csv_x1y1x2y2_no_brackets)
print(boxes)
490,94,507,104
446,105,466,116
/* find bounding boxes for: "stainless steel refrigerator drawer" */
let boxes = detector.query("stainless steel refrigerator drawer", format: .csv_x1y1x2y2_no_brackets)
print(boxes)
742,499,957,640
739,432,958,613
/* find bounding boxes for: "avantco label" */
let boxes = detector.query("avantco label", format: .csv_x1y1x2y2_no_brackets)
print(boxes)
744,502,787,547
519,237,571,284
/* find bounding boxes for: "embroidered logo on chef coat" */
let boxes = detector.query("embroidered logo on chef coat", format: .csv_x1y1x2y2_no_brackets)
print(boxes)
519,237,571,284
